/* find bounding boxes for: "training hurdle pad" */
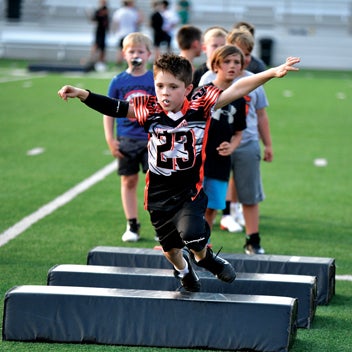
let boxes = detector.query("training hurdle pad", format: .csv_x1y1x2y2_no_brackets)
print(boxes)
87,246,335,305
27,62,94,73
3,285,297,352
48,264,316,328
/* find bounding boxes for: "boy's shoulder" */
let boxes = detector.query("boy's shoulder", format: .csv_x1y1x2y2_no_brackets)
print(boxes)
191,83,221,102
113,70,129,79
113,69,153,81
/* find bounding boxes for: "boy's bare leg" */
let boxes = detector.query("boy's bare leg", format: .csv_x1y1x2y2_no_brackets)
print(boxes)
242,203,259,235
205,208,217,231
121,174,140,242
121,174,139,220
163,248,186,270
190,247,207,262
243,203,265,254
164,248,201,292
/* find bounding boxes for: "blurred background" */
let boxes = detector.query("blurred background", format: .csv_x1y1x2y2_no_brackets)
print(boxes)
0,0,351,70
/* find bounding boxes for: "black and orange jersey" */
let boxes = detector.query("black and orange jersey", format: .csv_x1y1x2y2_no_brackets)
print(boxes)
132,84,222,211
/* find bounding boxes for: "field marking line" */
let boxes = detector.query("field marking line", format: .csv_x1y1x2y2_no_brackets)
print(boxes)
0,161,116,247
336,275,352,282
0,74,47,84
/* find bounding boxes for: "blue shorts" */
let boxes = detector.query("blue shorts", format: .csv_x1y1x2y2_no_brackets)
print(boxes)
231,139,265,205
203,177,228,210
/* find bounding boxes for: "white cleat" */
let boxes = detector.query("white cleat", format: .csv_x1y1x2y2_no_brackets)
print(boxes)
220,215,243,233
122,230,140,242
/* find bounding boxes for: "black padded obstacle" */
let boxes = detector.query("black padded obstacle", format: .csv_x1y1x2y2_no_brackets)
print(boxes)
87,246,335,305
27,62,94,73
47,264,317,328
3,285,297,352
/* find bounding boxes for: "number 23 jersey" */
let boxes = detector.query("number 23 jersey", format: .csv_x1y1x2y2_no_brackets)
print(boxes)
132,85,222,212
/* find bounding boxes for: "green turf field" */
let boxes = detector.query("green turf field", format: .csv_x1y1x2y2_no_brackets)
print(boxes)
1,59,352,351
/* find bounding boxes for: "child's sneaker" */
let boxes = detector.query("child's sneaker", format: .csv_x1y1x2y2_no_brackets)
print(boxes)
230,202,245,227
220,215,242,233
244,243,265,255
193,247,236,283
244,233,265,255
121,222,140,242
174,250,201,292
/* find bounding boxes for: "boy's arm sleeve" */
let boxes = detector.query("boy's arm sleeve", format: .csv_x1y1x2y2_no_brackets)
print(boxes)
83,91,129,117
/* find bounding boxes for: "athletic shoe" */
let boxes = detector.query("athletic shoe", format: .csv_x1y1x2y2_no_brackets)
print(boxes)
244,243,265,255
193,247,236,283
235,213,245,227
230,203,245,227
121,222,140,242
220,215,243,233
94,61,107,72
174,250,201,292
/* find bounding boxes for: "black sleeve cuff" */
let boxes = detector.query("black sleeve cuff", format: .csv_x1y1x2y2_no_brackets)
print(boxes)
83,90,129,117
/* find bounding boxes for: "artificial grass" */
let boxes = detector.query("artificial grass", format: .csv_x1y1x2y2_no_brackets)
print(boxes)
1,60,352,351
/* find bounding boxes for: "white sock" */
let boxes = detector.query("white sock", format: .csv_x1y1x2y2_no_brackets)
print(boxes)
174,258,189,278
231,202,241,215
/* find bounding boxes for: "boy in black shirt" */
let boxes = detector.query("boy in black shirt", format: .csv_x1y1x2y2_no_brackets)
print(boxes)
58,53,300,292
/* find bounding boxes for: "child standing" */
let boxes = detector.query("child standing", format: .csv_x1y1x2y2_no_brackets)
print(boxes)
200,29,274,254
176,25,203,71
192,26,228,88
200,45,247,232
103,32,155,242
111,0,143,65
227,29,273,255
58,54,300,291
89,0,110,71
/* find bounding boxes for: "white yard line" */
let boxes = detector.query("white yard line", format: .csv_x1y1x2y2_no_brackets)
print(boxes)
0,75,46,83
0,70,47,83
336,275,352,282
0,161,116,247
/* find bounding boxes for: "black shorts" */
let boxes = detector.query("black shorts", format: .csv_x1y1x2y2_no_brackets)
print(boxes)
95,32,106,50
117,137,148,176
150,189,210,252
153,31,171,47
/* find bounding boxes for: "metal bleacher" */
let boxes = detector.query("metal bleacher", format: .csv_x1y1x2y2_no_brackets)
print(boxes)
0,0,352,69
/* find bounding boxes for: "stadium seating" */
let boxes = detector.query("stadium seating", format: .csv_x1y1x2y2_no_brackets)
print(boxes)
0,0,351,69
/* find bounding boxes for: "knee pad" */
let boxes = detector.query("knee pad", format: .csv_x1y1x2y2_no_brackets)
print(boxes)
183,221,210,252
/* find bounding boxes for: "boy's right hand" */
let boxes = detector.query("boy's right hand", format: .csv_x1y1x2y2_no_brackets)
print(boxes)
108,139,124,159
58,85,88,101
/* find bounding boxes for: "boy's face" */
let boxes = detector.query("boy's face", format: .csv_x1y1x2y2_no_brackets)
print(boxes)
154,70,193,113
234,42,252,69
203,36,226,59
123,44,151,72
215,53,243,82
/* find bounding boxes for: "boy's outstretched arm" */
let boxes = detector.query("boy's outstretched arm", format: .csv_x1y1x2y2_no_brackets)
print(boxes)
215,57,300,110
58,85,89,101
58,85,135,119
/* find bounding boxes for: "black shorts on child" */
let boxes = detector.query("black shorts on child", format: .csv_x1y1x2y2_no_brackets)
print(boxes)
117,137,148,176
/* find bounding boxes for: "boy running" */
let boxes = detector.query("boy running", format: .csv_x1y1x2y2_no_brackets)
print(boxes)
58,53,300,292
